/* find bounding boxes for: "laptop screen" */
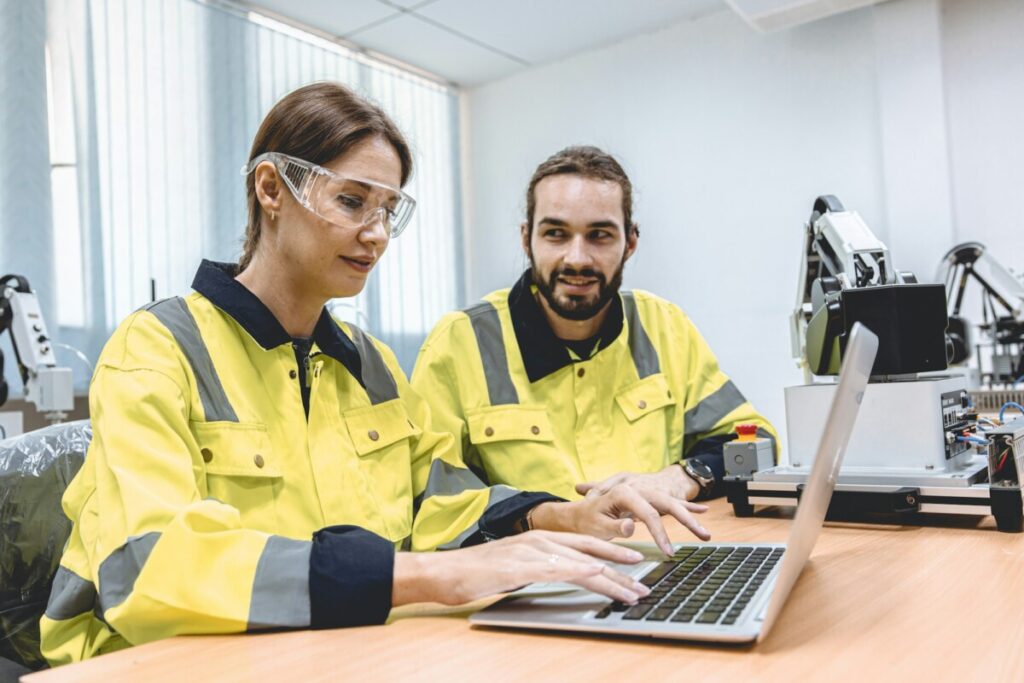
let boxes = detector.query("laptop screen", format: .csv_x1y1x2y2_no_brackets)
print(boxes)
757,323,878,639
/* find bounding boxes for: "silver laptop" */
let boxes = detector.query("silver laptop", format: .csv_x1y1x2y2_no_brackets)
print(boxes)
471,323,879,644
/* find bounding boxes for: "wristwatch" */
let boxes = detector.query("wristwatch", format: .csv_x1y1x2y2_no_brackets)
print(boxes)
679,459,716,499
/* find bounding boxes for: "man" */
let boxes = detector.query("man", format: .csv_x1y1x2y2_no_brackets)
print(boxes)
410,146,778,553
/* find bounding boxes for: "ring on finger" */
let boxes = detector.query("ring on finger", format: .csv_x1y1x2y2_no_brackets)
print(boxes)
548,554,561,566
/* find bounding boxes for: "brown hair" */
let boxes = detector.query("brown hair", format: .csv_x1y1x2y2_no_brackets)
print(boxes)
525,145,636,236
240,82,413,271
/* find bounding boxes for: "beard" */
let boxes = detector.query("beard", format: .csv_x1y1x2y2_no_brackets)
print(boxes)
529,254,626,321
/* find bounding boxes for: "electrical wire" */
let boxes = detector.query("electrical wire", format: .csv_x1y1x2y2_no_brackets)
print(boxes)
50,342,95,378
956,435,990,446
996,449,1011,472
999,402,1024,423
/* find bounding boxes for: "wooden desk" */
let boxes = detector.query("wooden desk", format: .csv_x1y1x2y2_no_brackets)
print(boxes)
25,500,1024,682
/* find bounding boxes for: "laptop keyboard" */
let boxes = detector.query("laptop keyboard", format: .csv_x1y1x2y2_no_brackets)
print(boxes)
594,546,784,626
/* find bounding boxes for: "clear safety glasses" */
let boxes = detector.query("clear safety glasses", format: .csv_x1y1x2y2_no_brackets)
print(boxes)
241,152,416,238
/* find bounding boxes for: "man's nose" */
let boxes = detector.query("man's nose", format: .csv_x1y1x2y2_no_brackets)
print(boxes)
563,235,593,268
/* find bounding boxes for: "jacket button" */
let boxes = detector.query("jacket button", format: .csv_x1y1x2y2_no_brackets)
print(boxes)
531,425,540,435
368,430,380,441
253,454,265,468
289,369,298,379
637,400,648,410
484,426,494,437
577,368,585,378
200,448,213,463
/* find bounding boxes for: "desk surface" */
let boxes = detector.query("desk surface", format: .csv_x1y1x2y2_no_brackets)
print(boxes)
25,500,1024,682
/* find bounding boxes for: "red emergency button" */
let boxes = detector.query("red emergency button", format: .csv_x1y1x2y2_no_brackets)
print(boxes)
736,424,758,441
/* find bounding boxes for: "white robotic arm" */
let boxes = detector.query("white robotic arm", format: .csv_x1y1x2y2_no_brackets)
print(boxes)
0,275,74,420
791,196,948,378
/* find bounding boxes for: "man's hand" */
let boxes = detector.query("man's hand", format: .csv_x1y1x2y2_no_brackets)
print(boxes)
392,530,650,607
575,464,701,501
530,484,711,556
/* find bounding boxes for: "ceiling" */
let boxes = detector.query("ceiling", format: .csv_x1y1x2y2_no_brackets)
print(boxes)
241,0,727,87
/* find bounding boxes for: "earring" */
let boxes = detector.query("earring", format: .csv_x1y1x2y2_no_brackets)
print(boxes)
270,210,277,221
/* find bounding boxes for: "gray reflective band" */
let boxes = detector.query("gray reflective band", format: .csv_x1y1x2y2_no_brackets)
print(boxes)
45,566,98,621
97,531,161,617
465,302,519,406
248,535,312,630
621,292,660,378
683,380,747,434
414,458,487,510
146,297,239,422
439,485,520,550
346,325,400,405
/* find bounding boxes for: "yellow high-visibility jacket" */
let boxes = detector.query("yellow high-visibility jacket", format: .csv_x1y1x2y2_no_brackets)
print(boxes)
40,260,468,664
411,273,779,550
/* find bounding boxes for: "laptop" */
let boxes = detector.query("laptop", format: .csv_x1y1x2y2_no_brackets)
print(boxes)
471,323,879,644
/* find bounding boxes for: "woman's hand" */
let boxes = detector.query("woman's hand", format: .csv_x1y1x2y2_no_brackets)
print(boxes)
531,484,711,556
392,530,650,607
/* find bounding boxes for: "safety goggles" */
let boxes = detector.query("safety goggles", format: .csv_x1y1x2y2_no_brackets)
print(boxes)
241,152,416,238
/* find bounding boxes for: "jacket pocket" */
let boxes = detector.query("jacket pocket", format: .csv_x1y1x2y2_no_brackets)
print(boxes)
465,405,559,492
614,374,674,462
466,405,554,445
193,421,281,527
342,400,415,542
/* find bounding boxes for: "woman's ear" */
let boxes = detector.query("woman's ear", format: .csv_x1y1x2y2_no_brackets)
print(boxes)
254,161,283,219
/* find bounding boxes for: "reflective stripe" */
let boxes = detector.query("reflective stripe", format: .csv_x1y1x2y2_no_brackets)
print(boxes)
621,292,660,378
346,325,399,405
414,458,487,510
438,485,520,550
45,566,97,621
757,427,779,461
146,297,239,422
684,380,747,434
466,302,519,406
96,532,161,617
248,535,312,630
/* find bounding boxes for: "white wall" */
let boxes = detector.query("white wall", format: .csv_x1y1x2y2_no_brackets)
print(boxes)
942,0,1024,259
462,0,1024,451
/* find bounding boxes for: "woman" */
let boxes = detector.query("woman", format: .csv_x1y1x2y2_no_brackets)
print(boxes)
38,83,652,665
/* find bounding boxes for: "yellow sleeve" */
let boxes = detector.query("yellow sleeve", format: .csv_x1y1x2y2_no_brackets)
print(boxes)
675,310,781,463
407,321,531,551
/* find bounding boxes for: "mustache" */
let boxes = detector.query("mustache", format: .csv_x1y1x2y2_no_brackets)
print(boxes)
550,267,606,286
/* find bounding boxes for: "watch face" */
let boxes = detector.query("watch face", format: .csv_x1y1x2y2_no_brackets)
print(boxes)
688,460,714,482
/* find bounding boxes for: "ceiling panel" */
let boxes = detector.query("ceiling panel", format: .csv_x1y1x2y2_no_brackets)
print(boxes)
415,0,725,66
349,13,523,85
243,0,730,86
247,0,399,37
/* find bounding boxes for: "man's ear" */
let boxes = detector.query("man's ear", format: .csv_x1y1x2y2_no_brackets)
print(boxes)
624,223,639,262
520,221,531,255
254,162,283,219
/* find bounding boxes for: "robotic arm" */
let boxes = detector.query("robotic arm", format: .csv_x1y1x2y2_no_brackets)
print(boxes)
937,242,1024,380
791,196,950,378
0,274,74,420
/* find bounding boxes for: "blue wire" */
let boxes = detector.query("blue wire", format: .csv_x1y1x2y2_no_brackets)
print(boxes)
956,435,989,446
999,402,1024,423
1016,375,1024,387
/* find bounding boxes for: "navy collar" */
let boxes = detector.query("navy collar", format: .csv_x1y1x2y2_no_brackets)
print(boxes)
507,270,624,383
191,260,363,380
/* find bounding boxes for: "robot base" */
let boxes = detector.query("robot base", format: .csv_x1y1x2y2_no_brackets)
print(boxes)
725,473,1023,533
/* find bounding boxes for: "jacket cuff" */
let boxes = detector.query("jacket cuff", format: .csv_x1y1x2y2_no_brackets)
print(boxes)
478,491,565,541
309,525,394,629
686,434,735,499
